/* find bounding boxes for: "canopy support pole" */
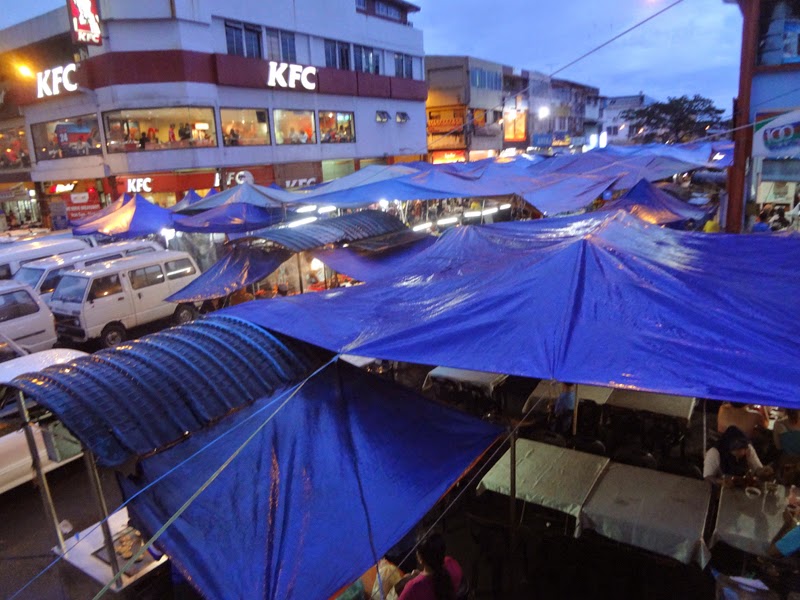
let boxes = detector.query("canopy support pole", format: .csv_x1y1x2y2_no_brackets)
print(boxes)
83,450,122,588
16,390,66,554
296,253,305,294
572,384,579,437
508,425,518,597
702,399,707,455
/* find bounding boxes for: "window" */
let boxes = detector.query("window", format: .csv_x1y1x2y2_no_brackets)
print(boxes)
0,126,30,170
606,125,619,136
40,266,74,295
225,22,262,58
319,111,355,143
225,22,244,56
221,108,270,146
52,275,89,303
126,247,156,256
469,68,501,91
375,1,402,19
166,259,197,280
88,274,123,300
396,112,410,123
354,45,380,74
356,0,366,9
375,111,390,123
129,265,165,290
325,40,351,70
31,114,102,162
244,26,262,58
0,290,39,322
86,254,121,266
273,110,316,145
266,29,296,63
13,267,44,289
103,107,217,153
394,53,413,79
0,265,9,280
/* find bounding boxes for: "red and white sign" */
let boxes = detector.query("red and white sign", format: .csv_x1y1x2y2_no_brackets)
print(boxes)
66,190,102,222
68,0,103,46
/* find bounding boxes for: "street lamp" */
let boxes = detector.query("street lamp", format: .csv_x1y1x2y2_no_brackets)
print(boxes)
538,106,551,120
16,64,34,79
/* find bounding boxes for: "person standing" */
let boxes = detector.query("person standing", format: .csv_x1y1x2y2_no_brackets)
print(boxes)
397,533,462,600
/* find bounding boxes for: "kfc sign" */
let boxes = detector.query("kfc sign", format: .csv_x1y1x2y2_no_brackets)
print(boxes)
68,0,103,46
37,64,78,99
267,62,317,91
127,178,153,193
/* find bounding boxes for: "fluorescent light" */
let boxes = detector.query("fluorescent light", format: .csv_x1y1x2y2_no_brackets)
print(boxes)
161,228,176,241
378,199,389,209
288,216,318,228
194,122,210,130
296,205,317,213
482,207,498,216
437,217,458,226
464,211,482,218
712,152,725,161
538,106,551,119
412,222,433,231
310,258,323,271
499,204,511,210
318,205,336,214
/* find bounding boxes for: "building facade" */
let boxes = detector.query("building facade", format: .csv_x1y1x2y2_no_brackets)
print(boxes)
600,94,657,145
0,0,427,223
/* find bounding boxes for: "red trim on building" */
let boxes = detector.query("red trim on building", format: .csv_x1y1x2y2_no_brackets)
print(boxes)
216,54,270,89
76,50,216,88
317,68,359,96
390,77,427,101
357,72,391,98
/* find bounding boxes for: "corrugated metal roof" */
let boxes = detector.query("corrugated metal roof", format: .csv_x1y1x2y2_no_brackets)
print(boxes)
11,315,326,467
244,210,407,252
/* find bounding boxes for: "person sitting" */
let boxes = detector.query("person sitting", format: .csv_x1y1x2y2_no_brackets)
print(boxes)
396,532,462,600
717,401,769,440
703,425,766,483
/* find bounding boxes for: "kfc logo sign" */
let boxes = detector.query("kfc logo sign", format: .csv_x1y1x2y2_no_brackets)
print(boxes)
267,62,317,91
68,0,103,46
285,178,317,188
37,64,78,99
126,178,153,193
214,170,255,187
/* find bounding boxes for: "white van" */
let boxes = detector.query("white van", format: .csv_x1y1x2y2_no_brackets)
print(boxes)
13,240,163,303
0,237,91,280
0,281,57,352
49,250,201,348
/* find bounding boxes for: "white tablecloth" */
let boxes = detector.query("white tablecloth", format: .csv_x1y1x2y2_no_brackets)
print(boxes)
710,485,788,556
580,463,712,566
477,439,610,525
423,366,507,396
605,389,696,424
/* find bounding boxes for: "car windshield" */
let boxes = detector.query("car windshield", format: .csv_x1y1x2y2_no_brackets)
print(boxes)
40,267,71,295
13,267,44,289
51,275,89,304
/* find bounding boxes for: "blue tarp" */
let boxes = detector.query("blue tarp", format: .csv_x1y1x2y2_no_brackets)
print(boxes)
121,360,501,600
166,247,292,303
179,183,285,212
72,194,174,239
223,211,800,407
599,179,711,226
170,189,204,213
314,235,437,282
173,203,284,233
70,194,132,227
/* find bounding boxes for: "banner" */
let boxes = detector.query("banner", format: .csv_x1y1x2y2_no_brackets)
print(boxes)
67,0,103,46
753,109,800,158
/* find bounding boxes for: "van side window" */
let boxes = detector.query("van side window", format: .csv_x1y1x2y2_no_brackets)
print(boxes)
0,264,12,280
0,290,39,322
126,247,156,256
41,265,74,295
88,275,123,300
86,254,122,266
165,259,197,280
129,265,165,289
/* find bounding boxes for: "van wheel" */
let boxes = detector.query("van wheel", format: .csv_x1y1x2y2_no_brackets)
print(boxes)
174,304,197,325
100,324,126,349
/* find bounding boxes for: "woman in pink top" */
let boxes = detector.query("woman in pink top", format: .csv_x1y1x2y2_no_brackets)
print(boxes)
397,533,462,600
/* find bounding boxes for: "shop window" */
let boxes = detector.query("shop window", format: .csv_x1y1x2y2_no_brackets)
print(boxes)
394,53,413,79
396,112,410,123
325,39,351,70
0,126,31,170
129,265,165,290
166,258,197,280
375,1,402,19
103,107,217,153
266,28,296,63
30,114,102,162
221,108,270,146
319,111,355,143
375,111,390,123
354,45,380,74
273,110,317,145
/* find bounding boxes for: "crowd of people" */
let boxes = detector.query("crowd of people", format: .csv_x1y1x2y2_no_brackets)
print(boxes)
751,202,798,233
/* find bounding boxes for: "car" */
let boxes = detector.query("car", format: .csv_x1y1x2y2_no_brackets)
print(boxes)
0,280,57,352
0,237,92,280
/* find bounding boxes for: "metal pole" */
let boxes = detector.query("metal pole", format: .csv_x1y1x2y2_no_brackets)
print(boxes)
508,426,518,597
84,450,122,588
16,390,66,554
296,253,304,294
572,384,579,437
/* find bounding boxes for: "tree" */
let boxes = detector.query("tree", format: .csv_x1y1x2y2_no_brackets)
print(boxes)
620,95,725,144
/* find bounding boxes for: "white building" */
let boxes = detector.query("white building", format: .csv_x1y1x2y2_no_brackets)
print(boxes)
600,94,657,145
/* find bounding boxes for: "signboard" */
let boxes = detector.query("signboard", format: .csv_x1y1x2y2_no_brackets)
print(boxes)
430,150,466,164
267,62,317,91
37,64,78,99
753,109,800,158
66,191,102,222
532,134,553,147
552,131,572,147
427,106,466,135
218,165,275,187
68,0,103,46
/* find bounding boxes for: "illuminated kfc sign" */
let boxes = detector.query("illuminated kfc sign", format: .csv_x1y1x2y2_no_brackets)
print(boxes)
68,0,103,46
267,62,317,91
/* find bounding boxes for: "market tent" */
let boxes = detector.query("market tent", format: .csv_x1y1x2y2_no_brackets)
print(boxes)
599,178,712,226
120,360,501,600
313,235,437,282
223,211,800,407
166,246,292,303
180,182,286,212
173,202,284,233
170,189,204,213
72,193,174,238
70,193,132,227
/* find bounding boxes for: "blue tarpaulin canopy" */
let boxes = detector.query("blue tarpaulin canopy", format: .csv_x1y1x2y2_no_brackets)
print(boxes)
176,183,285,212
170,189,204,213
314,235,436,282
70,194,132,227
224,211,800,407
173,202,284,233
599,178,712,226
72,193,174,238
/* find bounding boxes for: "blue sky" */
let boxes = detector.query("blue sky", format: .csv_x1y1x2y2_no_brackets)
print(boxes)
2,0,742,110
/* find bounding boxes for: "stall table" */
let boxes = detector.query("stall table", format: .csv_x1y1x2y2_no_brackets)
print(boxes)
580,462,712,566
605,390,696,425
710,485,788,557
423,367,507,396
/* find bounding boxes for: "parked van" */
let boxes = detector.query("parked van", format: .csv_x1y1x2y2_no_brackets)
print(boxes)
0,237,91,280
13,240,163,303
0,281,57,352
49,250,201,348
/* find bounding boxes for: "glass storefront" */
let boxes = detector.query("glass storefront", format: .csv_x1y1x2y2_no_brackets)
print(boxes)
273,110,316,145
30,114,102,161
103,107,217,153
220,108,270,146
0,126,31,169
322,159,356,181
319,111,355,143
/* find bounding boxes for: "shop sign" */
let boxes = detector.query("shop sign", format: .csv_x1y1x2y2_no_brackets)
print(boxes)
284,178,317,188
66,190,101,222
126,177,153,193
753,109,800,158
37,64,78,99
552,131,571,147
267,62,317,91
532,134,553,147
215,170,255,187
217,166,275,187
51,182,76,194
67,0,103,46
